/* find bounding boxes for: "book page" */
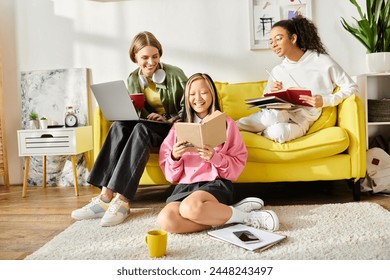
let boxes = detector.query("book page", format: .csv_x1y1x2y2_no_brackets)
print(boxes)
174,110,226,148
266,103,294,109
175,123,203,147
201,111,226,147
245,95,290,106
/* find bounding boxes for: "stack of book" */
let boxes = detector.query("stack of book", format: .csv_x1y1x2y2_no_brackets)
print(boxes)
245,88,312,109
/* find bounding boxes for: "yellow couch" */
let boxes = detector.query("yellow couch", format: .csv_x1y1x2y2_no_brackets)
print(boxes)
93,80,366,200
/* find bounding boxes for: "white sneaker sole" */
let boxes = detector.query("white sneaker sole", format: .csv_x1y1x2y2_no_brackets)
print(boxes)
100,212,130,227
232,197,264,212
71,211,106,221
252,210,279,231
264,210,279,231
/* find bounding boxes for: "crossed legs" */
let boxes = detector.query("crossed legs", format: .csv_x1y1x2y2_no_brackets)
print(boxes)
236,109,307,143
157,190,232,233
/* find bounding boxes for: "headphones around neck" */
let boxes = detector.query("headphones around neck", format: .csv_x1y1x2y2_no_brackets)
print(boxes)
138,63,166,89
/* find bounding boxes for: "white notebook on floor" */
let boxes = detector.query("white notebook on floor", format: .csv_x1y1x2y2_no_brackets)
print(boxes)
208,224,286,251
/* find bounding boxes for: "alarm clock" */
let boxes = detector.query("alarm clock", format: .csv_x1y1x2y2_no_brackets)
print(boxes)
65,106,78,127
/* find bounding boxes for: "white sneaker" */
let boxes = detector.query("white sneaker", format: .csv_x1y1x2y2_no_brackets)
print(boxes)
100,195,130,227
245,210,279,231
232,197,264,212
71,195,110,220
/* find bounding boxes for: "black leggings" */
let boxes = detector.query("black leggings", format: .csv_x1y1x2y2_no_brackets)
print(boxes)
87,121,170,199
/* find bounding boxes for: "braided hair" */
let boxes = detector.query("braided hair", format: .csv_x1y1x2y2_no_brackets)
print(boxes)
272,15,327,54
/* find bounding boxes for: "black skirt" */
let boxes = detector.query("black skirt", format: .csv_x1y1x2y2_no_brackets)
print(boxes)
166,179,234,205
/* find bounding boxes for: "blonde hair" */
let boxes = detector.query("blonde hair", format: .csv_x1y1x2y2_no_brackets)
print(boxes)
183,73,220,123
129,31,163,63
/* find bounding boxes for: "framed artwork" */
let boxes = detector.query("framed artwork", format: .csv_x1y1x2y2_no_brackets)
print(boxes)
20,68,92,187
249,0,312,50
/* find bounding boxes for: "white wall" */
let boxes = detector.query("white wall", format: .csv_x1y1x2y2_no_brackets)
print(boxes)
1,0,366,184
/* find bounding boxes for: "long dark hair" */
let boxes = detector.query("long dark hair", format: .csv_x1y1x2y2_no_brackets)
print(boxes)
272,15,327,54
182,73,221,123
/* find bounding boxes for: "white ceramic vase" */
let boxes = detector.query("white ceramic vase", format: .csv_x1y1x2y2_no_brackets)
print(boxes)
39,119,48,129
366,52,390,73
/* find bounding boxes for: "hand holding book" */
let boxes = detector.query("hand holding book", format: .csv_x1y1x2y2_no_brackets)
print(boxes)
297,93,324,108
263,87,312,106
174,110,226,149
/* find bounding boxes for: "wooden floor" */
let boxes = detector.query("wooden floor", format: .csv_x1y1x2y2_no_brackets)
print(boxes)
1,181,389,260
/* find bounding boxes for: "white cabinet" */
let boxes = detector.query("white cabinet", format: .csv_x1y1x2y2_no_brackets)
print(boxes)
17,126,93,197
356,73,390,148
17,126,92,156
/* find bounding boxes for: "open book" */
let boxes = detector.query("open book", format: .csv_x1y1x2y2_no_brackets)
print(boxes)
174,110,226,148
208,224,286,251
245,88,312,109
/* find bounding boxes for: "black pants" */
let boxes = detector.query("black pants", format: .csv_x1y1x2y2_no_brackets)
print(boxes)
87,121,170,199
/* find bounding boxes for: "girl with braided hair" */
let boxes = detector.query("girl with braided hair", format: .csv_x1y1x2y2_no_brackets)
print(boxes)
236,16,358,143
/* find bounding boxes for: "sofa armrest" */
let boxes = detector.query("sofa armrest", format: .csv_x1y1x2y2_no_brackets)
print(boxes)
93,107,112,161
337,94,366,180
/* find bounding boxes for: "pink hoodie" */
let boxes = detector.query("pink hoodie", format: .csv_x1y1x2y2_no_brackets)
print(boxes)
159,116,248,184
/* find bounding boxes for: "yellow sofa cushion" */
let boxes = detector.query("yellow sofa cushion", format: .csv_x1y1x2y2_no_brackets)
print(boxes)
214,80,337,134
215,81,265,120
242,126,349,163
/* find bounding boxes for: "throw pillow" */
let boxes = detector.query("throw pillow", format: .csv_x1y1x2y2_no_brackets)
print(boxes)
214,81,266,120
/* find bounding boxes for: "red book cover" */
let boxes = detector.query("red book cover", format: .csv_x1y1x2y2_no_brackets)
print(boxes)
264,88,312,106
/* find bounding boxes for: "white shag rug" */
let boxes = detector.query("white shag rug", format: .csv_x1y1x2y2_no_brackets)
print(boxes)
25,202,390,260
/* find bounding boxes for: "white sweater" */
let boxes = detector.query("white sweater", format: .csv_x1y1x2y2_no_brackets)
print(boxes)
265,50,359,108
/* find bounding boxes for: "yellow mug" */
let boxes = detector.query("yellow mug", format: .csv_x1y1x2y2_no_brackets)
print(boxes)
145,229,167,258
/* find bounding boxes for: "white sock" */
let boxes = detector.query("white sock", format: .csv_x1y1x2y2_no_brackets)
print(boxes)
225,206,250,224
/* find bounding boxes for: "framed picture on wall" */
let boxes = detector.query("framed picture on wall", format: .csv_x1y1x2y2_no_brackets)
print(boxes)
249,0,312,50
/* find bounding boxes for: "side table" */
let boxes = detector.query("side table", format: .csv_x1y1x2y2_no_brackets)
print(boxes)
17,126,93,197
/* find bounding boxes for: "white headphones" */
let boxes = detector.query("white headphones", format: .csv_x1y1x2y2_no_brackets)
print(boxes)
138,63,166,89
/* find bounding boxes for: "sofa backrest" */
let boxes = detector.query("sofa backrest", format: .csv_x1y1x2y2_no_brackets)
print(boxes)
214,81,265,120
214,80,337,135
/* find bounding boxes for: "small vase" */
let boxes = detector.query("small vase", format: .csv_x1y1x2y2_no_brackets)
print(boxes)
39,120,48,130
366,52,390,73
29,120,39,129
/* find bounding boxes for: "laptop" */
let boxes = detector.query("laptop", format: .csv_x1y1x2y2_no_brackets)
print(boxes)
90,80,169,125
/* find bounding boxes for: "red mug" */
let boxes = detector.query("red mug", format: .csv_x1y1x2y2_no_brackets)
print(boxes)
130,93,145,109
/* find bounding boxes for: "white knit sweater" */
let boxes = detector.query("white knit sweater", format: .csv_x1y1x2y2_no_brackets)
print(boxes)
265,50,359,108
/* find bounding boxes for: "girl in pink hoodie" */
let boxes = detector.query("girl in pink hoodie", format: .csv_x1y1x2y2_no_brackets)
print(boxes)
158,73,279,233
